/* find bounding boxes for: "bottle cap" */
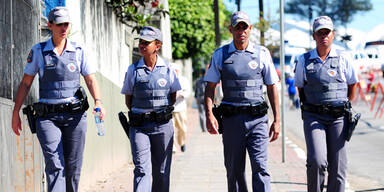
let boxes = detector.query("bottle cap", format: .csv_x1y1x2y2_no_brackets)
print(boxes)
95,107,101,112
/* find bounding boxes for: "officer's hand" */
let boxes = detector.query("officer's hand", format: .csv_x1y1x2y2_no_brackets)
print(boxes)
93,103,106,120
12,112,22,136
269,120,280,142
206,112,219,135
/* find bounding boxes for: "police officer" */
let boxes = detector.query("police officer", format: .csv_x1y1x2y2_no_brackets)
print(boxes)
11,7,105,192
121,26,181,192
294,16,358,192
204,11,280,192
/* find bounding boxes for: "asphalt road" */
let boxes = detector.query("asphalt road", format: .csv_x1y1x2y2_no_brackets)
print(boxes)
282,93,384,191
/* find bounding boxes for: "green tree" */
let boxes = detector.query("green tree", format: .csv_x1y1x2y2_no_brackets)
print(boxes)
285,0,372,27
105,0,169,33
169,0,231,70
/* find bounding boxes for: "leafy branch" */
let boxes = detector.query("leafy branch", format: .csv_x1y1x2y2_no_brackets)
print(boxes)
105,0,169,33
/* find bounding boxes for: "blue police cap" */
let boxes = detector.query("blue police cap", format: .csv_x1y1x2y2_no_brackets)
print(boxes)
138,26,163,42
48,7,70,24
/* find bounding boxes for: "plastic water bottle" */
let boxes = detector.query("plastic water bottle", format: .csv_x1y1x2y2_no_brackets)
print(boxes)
94,107,105,136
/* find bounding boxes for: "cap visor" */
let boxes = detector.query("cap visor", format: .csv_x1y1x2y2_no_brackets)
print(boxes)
139,36,156,42
314,25,333,32
232,20,250,27
54,17,70,24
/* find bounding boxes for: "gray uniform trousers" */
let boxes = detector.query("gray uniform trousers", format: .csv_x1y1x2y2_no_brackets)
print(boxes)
302,111,347,192
222,113,270,192
129,120,174,192
36,112,87,192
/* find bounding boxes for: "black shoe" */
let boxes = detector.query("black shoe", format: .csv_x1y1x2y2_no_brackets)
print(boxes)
181,145,186,152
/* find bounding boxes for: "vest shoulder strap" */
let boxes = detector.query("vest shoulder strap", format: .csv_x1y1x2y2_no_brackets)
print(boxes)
221,44,231,66
39,42,47,55
303,52,311,66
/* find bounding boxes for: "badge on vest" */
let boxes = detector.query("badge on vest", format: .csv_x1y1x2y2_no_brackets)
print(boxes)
157,78,167,87
327,69,337,77
67,63,77,72
248,60,258,70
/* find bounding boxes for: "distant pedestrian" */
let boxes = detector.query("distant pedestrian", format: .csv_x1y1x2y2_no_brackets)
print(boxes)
285,73,299,109
204,11,280,192
294,16,358,192
194,68,207,132
214,80,224,104
121,26,181,192
172,63,191,152
11,7,105,192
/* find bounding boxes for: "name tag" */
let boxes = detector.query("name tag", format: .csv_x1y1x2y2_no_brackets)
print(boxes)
224,60,234,64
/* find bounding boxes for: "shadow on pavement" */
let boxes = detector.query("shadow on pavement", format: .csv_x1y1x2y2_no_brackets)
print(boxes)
355,188,384,192
271,181,307,186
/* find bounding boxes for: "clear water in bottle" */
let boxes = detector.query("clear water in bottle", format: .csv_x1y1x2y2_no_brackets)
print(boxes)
94,107,105,136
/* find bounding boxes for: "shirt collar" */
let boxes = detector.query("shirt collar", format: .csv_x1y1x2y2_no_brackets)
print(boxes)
136,56,166,69
43,38,76,53
310,47,338,60
228,41,256,54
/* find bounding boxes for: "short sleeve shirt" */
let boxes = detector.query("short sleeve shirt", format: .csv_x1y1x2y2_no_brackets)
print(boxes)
24,38,95,77
204,41,279,85
121,56,182,113
294,48,359,88
24,38,95,104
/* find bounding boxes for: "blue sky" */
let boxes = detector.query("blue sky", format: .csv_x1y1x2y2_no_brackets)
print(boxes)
222,0,384,32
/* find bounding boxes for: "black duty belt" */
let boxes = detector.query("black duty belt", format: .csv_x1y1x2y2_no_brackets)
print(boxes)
220,101,269,117
301,102,351,117
129,106,174,127
33,99,88,117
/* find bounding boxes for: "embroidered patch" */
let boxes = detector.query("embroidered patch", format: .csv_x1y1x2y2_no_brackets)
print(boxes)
27,50,33,63
157,78,167,87
67,63,77,72
248,60,258,70
327,69,337,77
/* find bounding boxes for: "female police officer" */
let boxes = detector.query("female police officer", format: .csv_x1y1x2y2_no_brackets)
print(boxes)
294,16,358,192
121,26,181,192
11,7,105,192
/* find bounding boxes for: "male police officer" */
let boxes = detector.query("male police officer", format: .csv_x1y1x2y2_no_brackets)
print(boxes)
204,11,280,192
11,7,105,192
294,16,358,192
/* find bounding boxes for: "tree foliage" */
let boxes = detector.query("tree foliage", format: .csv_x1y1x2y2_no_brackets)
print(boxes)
169,0,231,61
105,0,169,33
285,0,372,27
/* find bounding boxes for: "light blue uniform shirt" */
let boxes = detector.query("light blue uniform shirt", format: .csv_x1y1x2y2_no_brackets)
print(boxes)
294,48,359,88
204,41,279,105
121,56,182,113
24,38,95,104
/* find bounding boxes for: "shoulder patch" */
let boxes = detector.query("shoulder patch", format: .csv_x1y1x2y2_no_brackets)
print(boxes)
27,49,33,63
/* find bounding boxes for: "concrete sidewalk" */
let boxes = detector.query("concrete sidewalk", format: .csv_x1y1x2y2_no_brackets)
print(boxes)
86,106,310,192
170,108,307,192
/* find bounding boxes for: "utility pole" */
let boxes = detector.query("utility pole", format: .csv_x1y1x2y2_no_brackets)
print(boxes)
308,1,312,49
280,0,286,163
236,0,241,11
213,0,221,47
259,0,265,46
